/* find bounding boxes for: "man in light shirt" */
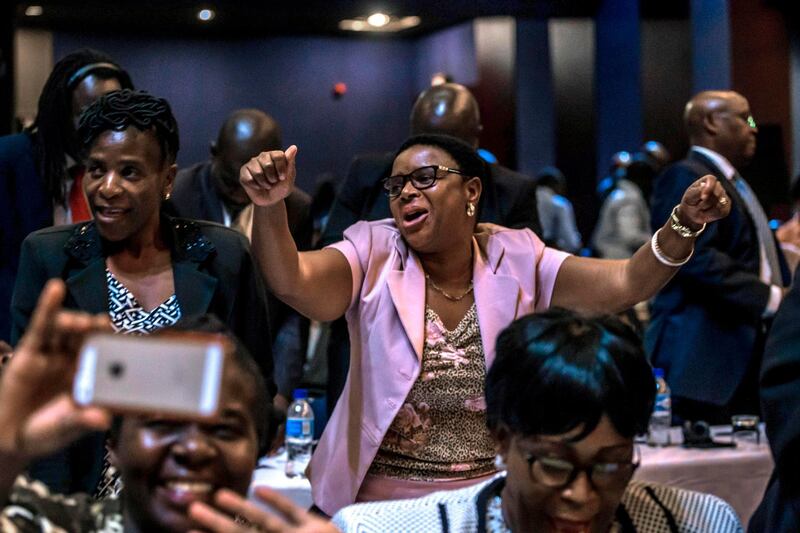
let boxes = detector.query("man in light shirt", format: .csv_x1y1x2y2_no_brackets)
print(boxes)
646,90,789,424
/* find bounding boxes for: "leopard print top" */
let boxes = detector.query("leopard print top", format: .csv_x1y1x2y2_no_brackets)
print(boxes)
369,303,497,481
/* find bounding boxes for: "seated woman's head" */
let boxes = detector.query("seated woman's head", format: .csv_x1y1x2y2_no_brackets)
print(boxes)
387,134,485,253
108,314,270,532
76,89,179,243
486,309,655,533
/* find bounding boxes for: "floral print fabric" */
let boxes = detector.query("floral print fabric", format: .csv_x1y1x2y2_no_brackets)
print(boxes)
369,304,497,481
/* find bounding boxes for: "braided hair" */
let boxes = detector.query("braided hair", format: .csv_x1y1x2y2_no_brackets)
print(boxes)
27,49,133,205
77,89,180,165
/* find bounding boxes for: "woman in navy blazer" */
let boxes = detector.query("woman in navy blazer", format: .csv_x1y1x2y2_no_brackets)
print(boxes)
10,89,274,495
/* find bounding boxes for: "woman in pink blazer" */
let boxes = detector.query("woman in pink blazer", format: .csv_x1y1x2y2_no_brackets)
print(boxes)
241,134,730,516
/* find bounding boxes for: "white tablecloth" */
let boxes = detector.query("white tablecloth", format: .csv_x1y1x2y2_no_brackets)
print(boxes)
634,426,773,527
253,429,774,526
251,453,313,509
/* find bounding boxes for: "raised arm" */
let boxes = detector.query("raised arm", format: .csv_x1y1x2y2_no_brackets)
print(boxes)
241,146,352,322
551,175,731,314
0,280,110,506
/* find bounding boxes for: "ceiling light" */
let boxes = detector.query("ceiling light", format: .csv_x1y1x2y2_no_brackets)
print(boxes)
339,15,420,33
367,12,390,27
197,8,215,22
25,5,43,16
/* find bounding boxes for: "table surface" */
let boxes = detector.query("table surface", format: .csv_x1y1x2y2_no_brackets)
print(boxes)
252,426,774,526
634,426,773,527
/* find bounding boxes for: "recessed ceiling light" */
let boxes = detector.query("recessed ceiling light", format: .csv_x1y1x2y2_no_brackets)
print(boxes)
197,8,215,22
25,5,43,16
367,12,390,27
339,15,420,33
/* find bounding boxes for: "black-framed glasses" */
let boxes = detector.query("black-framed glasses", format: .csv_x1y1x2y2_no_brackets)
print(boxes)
525,446,640,490
382,165,465,198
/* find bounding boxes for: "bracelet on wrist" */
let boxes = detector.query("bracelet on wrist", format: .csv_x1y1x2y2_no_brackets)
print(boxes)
670,205,706,238
651,228,693,267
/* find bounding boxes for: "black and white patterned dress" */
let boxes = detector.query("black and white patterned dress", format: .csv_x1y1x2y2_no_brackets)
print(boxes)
94,269,182,500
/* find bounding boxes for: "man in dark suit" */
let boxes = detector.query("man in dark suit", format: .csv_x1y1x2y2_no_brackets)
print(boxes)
319,82,540,247
646,90,789,424
170,109,312,248
319,83,541,415
749,268,800,532
170,109,312,410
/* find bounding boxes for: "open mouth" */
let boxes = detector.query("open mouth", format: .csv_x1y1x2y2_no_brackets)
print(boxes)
548,516,591,533
158,479,215,507
401,207,429,229
95,206,130,219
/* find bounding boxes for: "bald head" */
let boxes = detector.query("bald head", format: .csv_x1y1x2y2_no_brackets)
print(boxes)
410,83,482,148
217,109,281,156
683,91,757,167
211,109,282,205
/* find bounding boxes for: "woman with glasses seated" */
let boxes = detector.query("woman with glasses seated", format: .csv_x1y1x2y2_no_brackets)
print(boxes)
240,133,732,516
330,310,742,532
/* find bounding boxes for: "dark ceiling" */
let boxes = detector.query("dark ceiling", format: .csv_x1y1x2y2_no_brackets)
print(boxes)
14,0,691,39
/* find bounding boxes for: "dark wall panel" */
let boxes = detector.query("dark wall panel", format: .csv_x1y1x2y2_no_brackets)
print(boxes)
515,18,555,177
473,17,517,167
549,18,596,237
641,19,692,162
54,33,417,191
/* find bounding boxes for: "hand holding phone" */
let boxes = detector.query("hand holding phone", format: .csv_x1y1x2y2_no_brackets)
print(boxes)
73,332,227,418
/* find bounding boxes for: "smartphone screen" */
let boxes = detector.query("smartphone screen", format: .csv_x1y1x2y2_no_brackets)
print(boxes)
73,333,225,418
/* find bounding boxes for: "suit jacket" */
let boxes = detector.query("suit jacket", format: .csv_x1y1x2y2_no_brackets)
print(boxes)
310,220,568,514
645,150,789,406
170,160,313,251
748,268,800,532
11,217,275,391
0,133,52,342
170,160,312,397
318,152,541,247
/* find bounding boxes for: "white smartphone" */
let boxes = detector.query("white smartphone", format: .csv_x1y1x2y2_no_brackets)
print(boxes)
73,332,226,418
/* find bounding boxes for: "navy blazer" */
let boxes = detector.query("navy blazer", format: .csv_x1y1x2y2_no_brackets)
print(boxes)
318,152,541,247
0,133,52,342
11,216,275,391
646,150,789,406
748,267,800,532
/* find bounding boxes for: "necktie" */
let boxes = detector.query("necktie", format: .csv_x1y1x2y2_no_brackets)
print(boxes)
733,174,782,285
68,167,92,223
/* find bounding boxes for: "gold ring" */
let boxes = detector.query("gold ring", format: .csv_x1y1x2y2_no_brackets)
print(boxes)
719,197,728,206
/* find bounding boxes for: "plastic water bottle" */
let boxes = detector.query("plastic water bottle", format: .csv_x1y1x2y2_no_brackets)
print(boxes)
648,368,672,446
285,389,314,478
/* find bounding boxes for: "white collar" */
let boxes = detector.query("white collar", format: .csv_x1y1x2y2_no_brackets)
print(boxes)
690,146,736,181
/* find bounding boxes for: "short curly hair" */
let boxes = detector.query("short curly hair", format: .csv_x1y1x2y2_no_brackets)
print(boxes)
77,89,179,164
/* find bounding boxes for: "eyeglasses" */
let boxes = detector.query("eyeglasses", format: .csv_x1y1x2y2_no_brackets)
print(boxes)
714,110,757,130
525,447,640,490
382,165,465,198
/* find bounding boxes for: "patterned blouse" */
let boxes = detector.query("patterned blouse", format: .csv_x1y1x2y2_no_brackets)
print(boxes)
106,270,181,335
1,476,123,532
369,303,497,481
94,269,182,500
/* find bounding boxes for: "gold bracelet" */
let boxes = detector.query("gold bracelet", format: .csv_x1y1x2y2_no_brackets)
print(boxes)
670,205,706,238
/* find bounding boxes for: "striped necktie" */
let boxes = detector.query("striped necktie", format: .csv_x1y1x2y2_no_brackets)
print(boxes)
733,174,782,285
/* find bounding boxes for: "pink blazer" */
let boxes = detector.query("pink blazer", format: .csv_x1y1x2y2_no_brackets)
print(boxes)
310,219,569,515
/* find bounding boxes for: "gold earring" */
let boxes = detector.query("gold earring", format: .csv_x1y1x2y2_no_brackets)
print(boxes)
466,202,476,217
164,192,171,201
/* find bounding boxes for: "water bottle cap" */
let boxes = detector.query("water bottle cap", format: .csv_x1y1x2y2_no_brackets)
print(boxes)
293,388,309,400
653,368,664,378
